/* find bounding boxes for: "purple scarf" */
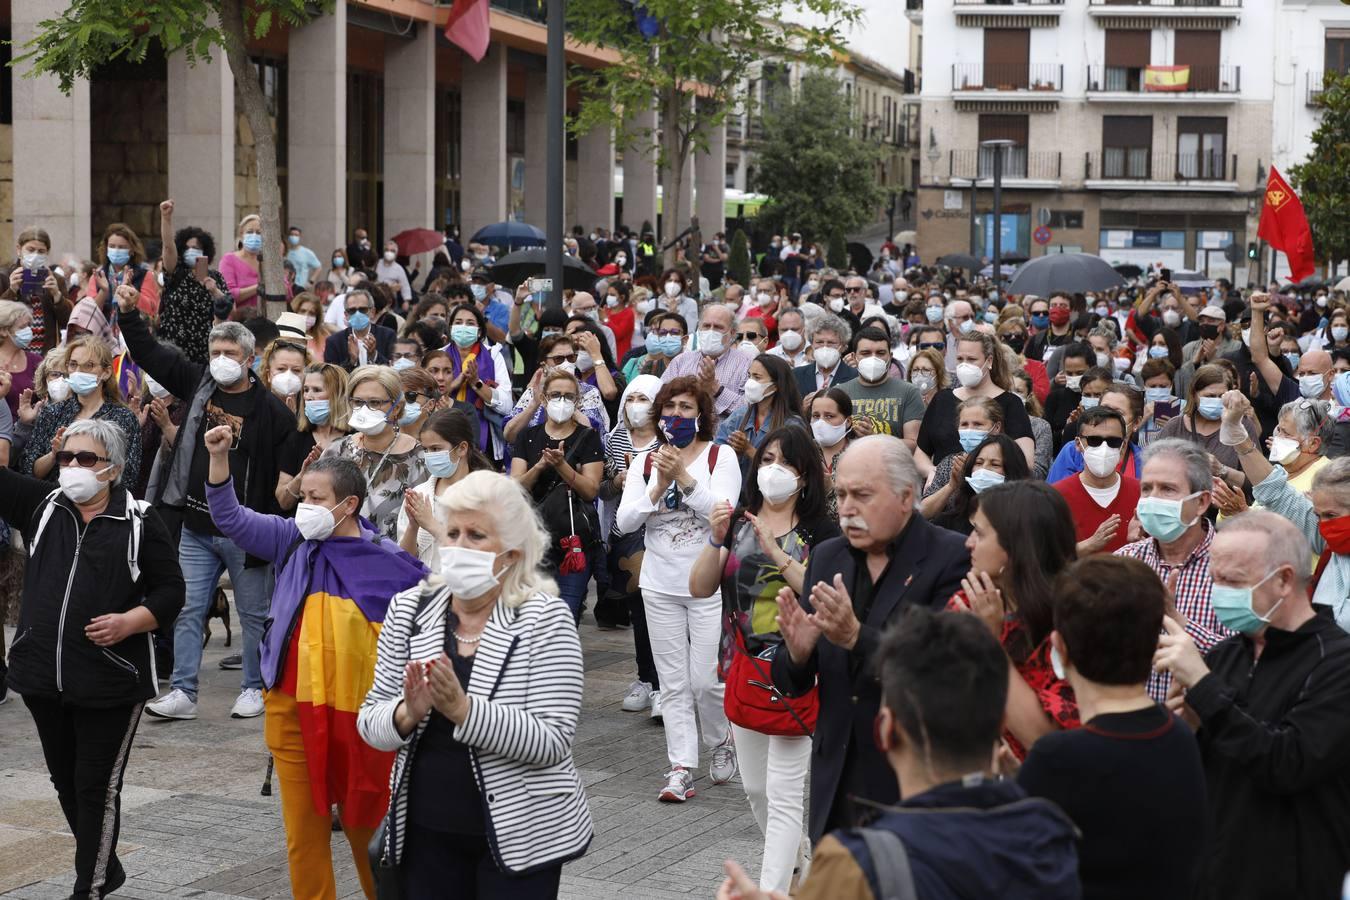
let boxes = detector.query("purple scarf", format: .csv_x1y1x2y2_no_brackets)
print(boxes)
444,339,497,449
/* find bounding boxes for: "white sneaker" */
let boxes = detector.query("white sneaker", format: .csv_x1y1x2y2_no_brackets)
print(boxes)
230,688,265,719
649,690,663,720
622,681,653,712
658,766,695,802
145,689,198,720
710,736,738,785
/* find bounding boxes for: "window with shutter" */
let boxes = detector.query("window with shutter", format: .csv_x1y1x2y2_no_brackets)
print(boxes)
1176,117,1226,180
1174,31,1221,92
978,115,1029,178
1104,30,1150,92
983,29,1030,89
1102,115,1152,179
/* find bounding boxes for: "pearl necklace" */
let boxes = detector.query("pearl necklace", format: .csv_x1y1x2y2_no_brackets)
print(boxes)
453,631,483,644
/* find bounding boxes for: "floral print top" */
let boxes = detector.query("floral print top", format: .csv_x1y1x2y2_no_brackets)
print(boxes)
156,263,229,365
322,433,427,542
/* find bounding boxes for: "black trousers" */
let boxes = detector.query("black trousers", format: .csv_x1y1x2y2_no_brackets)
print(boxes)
401,827,562,899
23,695,143,899
627,591,659,688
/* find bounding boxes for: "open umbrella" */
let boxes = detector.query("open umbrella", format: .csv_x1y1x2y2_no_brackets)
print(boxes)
470,221,546,251
938,253,982,270
1282,275,1328,292
993,252,1029,265
1112,263,1144,279
1005,253,1126,296
490,248,598,292
1336,275,1350,293
978,264,1019,279
895,230,916,246
391,228,445,256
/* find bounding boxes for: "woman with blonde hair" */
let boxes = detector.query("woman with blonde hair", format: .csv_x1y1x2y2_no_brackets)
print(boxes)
220,214,264,309
88,223,155,318
0,298,43,421
257,337,312,410
22,336,141,490
290,291,332,359
905,347,947,407
277,363,350,512
359,470,592,896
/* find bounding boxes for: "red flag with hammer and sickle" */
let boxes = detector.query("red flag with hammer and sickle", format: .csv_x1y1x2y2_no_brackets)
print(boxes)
1257,166,1316,283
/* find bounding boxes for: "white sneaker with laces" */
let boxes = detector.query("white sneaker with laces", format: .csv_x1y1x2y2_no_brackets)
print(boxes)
230,688,265,719
145,689,198,720
649,690,663,720
621,681,653,712
658,766,695,802
710,736,738,785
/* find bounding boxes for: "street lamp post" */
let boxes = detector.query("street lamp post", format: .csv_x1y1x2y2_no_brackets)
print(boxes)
980,139,1015,306
545,0,565,312
965,178,977,256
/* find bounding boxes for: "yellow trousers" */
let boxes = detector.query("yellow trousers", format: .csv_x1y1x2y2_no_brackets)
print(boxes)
264,690,378,900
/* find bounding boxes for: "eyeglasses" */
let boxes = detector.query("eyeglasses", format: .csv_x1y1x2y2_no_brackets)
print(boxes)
546,353,579,365
350,397,393,411
346,305,372,315
918,342,945,351
845,286,867,294
545,392,579,403
55,450,110,468
735,332,763,342
393,351,420,361
1082,435,1125,449
654,328,684,338
405,391,437,404
272,340,306,354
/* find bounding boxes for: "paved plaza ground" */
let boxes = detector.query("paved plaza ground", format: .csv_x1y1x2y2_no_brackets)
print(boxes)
0,617,766,899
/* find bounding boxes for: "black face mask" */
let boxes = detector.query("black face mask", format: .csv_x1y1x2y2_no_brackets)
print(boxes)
1198,323,1220,340
1003,333,1026,355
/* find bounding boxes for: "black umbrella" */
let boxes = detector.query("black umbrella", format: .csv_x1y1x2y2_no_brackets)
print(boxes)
994,252,1029,265
1112,263,1144,279
1005,253,1126,296
490,249,598,292
938,253,982,270
1282,275,1328,292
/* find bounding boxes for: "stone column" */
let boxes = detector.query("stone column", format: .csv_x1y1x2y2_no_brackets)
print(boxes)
521,70,550,228
382,24,436,240
621,106,658,233
287,3,347,260
694,121,726,236
460,44,508,237
168,51,235,249
575,124,614,234
11,0,91,255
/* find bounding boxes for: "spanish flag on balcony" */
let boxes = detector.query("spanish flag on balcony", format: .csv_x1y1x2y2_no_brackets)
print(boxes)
1144,65,1190,92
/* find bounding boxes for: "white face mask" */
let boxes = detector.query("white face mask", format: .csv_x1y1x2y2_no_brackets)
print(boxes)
143,374,171,400
59,464,114,504
1299,373,1328,399
271,370,302,397
46,376,71,403
1081,442,1121,478
698,330,725,356
756,292,773,307
664,281,682,298
626,400,652,428
383,250,397,262
209,355,245,386
295,500,348,541
780,330,804,352
828,297,846,313
857,356,889,383
546,397,576,424
1268,435,1301,465
349,406,390,436
756,463,800,505
814,347,841,370
575,350,594,372
439,545,506,600
811,418,849,446
955,362,985,389
911,373,936,394
742,378,773,404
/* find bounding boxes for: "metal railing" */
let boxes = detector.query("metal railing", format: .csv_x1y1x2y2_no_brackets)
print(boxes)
1085,64,1240,94
949,148,1062,180
952,63,1064,92
490,0,546,23
1307,70,1327,106
1087,0,1242,7
1085,150,1237,182
954,0,1065,4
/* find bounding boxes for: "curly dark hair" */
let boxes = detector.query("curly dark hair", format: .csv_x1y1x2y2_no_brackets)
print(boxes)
651,375,716,444
174,226,217,262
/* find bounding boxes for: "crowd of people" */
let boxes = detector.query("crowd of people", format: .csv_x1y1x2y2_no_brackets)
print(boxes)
2,205,1350,900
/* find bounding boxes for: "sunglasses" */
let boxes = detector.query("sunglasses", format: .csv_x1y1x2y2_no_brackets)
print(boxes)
546,353,579,365
1082,435,1125,449
55,450,111,468
346,305,372,315
918,342,945,351
735,332,762,342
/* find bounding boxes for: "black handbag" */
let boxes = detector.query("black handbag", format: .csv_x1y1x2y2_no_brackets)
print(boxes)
368,814,401,899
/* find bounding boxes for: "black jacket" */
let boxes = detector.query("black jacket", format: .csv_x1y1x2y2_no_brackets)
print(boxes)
323,325,397,370
1,468,184,707
1188,614,1350,900
772,514,971,844
793,361,859,398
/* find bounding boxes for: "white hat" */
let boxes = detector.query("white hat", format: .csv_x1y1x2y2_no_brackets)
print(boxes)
1199,305,1227,322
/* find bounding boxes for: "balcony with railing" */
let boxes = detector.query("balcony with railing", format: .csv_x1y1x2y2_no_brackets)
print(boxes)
1308,71,1326,107
1087,0,1241,18
1088,0,1240,6
1085,64,1240,98
1084,150,1238,189
949,148,1063,184
952,63,1063,93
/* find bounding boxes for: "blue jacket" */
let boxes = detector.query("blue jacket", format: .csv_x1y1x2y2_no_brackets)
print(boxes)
1046,439,1142,484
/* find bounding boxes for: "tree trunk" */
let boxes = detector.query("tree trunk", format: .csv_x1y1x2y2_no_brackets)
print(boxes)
220,0,286,319
661,84,686,270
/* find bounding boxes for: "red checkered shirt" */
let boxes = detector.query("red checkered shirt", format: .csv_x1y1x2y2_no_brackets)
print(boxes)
1115,518,1229,702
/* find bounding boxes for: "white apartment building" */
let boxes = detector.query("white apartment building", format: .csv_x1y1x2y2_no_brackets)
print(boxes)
913,0,1277,283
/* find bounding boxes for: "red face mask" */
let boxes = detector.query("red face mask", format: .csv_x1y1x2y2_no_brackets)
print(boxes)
1320,515,1350,555
1049,307,1072,327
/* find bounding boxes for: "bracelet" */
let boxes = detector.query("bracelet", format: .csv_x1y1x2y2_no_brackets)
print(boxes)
708,535,722,548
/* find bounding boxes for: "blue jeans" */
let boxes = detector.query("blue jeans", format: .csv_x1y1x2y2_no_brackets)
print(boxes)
555,565,591,624
171,527,271,700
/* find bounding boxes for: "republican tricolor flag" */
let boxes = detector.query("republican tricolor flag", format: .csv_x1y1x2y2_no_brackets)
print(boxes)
444,0,491,62
1258,166,1316,284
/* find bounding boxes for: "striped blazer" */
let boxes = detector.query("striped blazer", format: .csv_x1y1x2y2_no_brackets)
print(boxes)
357,580,594,874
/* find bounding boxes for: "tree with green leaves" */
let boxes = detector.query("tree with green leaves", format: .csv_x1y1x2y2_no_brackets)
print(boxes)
567,0,859,267
827,226,847,269
752,72,886,244
14,0,329,299
727,229,752,286
1290,73,1350,270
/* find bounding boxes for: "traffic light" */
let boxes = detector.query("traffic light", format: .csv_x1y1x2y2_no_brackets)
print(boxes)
1247,242,1258,260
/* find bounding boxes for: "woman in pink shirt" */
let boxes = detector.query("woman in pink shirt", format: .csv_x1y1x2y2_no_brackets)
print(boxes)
219,214,263,309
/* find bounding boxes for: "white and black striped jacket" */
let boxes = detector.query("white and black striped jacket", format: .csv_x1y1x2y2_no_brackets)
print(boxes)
357,580,593,874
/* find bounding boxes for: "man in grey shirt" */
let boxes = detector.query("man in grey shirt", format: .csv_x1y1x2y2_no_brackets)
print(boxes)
839,325,926,450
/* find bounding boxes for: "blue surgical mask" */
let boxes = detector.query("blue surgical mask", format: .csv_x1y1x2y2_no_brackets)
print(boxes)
1148,345,1170,359
1284,352,1302,370
183,248,204,267
1211,569,1285,635
983,310,999,325
347,311,370,332
967,468,1005,494
242,233,264,253
288,234,301,246
925,306,943,324
106,248,131,267
67,372,101,396
451,324,480,348
424,449,460,479
1144,386,1172,404
305,399,331,425
12,326,33,349
1197,397,1225,420
1031,313,1050,329
1136,492,1203,544
397,402,422,427
959,319,976,335
958,429,988,453
471,284,488,302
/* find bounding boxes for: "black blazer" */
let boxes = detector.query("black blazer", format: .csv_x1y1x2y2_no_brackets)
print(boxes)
323,325,397,370
793,361,858,399
772,513,971,844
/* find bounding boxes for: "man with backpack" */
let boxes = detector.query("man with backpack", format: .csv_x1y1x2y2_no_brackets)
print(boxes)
721,607,1080,900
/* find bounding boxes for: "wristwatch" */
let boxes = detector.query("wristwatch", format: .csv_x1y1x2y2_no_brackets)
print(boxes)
1236,439,1259,456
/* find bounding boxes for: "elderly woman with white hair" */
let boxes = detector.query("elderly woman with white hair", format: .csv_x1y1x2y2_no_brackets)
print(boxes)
359,470,592,897
1,417,185,899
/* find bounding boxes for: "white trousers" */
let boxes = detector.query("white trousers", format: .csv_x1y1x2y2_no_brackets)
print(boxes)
731,724,812,893
644,589,728,769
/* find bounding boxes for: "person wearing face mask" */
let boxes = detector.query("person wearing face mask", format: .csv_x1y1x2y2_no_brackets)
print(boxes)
690,428,839,894
838,326,925,449
359,471,593,896
1,226,71,354
155,201,229,365
658,267,699,332
792,315,856,397
715,355,804,475
345,227,377,271
506,334,611,448
807,388,856,520
602,280,637,359
0,299,43,422
623,310,686,379
510,370,606,620
370,240,411,305
919,433,1032,537
258,335,311,414
766,307,809,367
660,304,756,419
324,288,398,371
0,418,185,900
1235,294,1302,441
132,369,186,501
1153,510,1350,900
1128,280,1200,348
1156,364,1257,487
218,214,264,309
565,291,619,357
87,223,156,321
203,425,428,900
1175,304,1237,401
326,247,356,291
1053,407,1141,556
436,302,513,462
282,225,322,289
